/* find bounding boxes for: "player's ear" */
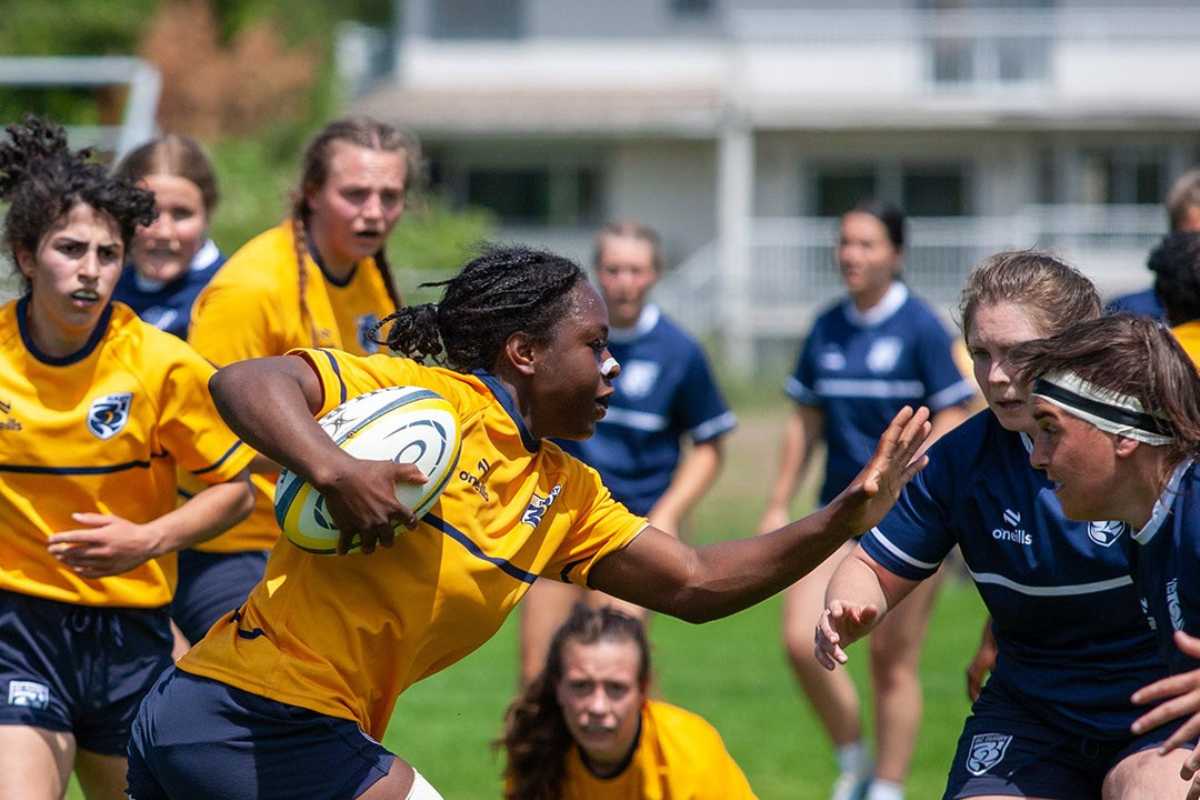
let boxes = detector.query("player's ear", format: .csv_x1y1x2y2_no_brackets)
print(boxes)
1114,436,1140,459
14,246,36,280
504,331,537,377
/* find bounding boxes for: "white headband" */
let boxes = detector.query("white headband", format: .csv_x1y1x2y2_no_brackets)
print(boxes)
1032,370,1173,446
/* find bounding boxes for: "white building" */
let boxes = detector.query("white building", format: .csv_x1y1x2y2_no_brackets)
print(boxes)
349,0,1200,371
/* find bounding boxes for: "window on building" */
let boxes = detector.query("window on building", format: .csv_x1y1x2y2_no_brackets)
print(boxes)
815,170,877,217
921,0,1052,88
903,167,967,216
462,166,604,226
1080,149,1169,205
431,0,522,39
813,164,968,217
671,0,713,16
466,169,549,224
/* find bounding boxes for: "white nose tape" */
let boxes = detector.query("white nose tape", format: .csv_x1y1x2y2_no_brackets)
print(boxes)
601,357,619,378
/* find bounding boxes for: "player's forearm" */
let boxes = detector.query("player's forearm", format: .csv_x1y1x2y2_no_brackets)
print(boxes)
146,474,255,556
825,549,892,616
208,356,347,486
648,441,723,532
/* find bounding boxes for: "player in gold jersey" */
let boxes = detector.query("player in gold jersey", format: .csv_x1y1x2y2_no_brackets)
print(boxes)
503,604,758,800
0,118,254,800
127,245,930,800
174,116,419,648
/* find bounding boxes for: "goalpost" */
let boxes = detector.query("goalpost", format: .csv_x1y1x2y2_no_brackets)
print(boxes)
0,56,161,159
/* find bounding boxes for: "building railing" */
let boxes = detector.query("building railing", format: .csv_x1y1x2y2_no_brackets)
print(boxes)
657,205,1167,372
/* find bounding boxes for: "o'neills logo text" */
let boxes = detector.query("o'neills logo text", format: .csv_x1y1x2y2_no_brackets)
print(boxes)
992,508,1031,546
0,418,21,432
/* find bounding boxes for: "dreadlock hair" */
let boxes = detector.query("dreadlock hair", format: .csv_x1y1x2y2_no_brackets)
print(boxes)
498,605,652,800
374,245,587,372
0,115,155,295
112,133,220,217
288,116,423,345
959,249,1102,344
1008,312,1200,466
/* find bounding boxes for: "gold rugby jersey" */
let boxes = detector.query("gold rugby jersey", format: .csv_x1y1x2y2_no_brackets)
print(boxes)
178,348,647,739
187,222,397,553
0,299,252,607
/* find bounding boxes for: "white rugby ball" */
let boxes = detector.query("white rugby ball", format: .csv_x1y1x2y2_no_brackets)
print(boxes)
275,386,462,554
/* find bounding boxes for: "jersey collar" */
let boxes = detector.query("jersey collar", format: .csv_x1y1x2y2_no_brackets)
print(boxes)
843,281,907,328
306,230,358,287
608,303,660,344
1132,458,1194,545
17,295,113,367
473,369,540,453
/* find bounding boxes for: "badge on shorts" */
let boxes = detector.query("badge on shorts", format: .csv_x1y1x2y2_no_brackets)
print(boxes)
86,392,132,440
967,733,1012,775
7,680,50,710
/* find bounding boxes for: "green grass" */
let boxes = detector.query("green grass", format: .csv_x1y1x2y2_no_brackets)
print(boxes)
69,401,988,799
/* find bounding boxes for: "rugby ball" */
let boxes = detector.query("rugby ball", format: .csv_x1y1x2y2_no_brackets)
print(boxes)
275,386,462,554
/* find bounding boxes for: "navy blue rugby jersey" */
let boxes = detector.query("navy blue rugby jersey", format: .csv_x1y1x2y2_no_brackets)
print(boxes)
865,411,1166,739
113,239,226,340
559,305,735,517
786,284,974,506
1130,459,1200,675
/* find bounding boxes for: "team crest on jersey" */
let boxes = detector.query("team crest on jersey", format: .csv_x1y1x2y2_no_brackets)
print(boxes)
522,485,562,529
86,393,132,440
966,733,1012,775
1087,520,1125,547
357,313,380,354
617,360,659,399
818,346,846,371
7,680,50,710
866,337,903,374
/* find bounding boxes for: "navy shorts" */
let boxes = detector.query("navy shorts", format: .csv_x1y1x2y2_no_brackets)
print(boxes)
172,549,268,643
127,668,393,800
0,588,172,756
944,677,1190,800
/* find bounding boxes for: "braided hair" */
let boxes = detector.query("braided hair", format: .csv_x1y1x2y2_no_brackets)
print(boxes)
289,116,420,345
498,605,652,800
0,115,155,294
374,245,586,373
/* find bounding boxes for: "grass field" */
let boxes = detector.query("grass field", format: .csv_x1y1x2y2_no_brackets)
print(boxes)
69,399,988,799
385,404,988,799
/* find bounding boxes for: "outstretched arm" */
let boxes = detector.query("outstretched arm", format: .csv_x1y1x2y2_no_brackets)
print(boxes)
209,355,426,554
590,406,930,622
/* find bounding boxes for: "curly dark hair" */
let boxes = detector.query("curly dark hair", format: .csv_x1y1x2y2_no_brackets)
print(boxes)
498,605,651,800
0,115,155,294
1149,231,1200,326
374,244,586,372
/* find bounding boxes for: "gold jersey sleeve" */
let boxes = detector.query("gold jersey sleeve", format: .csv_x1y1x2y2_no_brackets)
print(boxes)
558,700,759,800
186,222,397,553
0,301,253,607
178,348,648,740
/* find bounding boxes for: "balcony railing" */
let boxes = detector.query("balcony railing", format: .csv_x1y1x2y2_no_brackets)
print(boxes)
657,205,1167,371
